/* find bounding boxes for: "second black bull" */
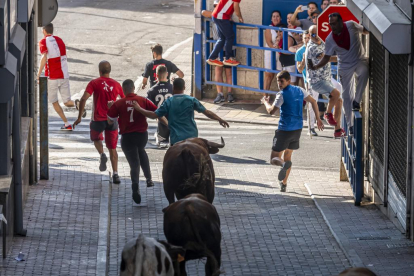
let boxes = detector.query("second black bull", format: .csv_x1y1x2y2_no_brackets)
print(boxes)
162,137,225,204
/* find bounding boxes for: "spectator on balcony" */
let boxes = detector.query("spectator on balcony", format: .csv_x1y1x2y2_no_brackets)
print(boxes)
290,2,319,31
264,10,283,92
321,0,329,11
308,13,369,135
206,0,243,67
276,24,299,85
306,25,345,138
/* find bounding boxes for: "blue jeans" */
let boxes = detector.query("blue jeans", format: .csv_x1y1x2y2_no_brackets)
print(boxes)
209,17,235,60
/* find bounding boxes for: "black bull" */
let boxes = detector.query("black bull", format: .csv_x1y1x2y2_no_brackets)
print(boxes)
162,137,225,204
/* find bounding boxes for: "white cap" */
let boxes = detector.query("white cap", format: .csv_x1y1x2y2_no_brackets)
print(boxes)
214,0,220,4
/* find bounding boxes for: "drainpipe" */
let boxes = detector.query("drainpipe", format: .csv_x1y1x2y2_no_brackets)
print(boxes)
12,74,27,236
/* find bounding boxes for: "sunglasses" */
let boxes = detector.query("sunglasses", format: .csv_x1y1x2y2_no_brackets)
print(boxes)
311,33,317,38
312,16,318,19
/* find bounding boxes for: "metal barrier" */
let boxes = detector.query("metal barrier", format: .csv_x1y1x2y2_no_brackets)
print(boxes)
39,75,49,180
201,17,303,95
341,110,364,206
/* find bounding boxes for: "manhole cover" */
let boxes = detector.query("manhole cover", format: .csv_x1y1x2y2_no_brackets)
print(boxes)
217,104,261,111
356,236,391,241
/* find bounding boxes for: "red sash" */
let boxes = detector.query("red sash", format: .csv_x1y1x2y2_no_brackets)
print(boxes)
332,23,350,50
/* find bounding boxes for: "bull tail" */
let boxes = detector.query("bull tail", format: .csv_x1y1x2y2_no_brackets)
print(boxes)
185,215,223,276
178,150,211,194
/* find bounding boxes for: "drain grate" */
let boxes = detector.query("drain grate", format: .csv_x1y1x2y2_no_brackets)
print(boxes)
356,236,391,241
217,104,261,111
386,243,414,249
42,191,73,196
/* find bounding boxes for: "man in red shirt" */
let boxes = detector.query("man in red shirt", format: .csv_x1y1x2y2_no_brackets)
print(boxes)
206,0,244,67
74,61,125,184
107,79,166,204
37,23,82,130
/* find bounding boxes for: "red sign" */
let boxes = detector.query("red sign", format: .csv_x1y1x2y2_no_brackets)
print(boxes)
317,5,359,42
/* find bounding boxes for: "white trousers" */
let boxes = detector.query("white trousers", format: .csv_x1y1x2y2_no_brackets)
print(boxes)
339,59,369,127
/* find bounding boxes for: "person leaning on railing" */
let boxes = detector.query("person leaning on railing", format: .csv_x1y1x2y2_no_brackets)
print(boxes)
264,10,283,94
290,2,319,31
276,24,299,85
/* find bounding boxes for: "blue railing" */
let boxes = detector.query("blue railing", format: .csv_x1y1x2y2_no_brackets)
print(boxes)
341,111,364,206
202,18,304,95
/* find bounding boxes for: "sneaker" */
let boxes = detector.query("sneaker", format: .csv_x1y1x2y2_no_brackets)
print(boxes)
334,128,346,139
75,99,87,118
278,161,292,181
146,179,154,188
112,173,121,184
349,126,354,135
99,153,108,172
159,142,169,149
213,93,225,104
352,101,360,110
132,183,141,204
223,58,240,66
279,181,287,192
227,93,235,103
61,124,73,131
308,128,318,136
206,58,224,67
324,113,338,126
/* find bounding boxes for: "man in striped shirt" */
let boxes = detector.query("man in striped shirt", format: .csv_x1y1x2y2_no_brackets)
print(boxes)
37,23,83,130
206,0,244,67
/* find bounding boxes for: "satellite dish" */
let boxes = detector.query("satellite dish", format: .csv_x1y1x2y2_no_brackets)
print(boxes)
38,0,58,27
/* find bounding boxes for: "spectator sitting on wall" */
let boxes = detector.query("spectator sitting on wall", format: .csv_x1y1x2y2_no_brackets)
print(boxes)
276,24,299,85
321,0,329,11
203,0,236,104
290,2,319,31
141,44,184,89
206,0,243,67
264,10,283,93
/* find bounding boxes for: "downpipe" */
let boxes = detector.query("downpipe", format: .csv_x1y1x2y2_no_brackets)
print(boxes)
12,74,27,236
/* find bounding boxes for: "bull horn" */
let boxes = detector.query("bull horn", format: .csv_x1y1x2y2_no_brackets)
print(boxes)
207,137,225,149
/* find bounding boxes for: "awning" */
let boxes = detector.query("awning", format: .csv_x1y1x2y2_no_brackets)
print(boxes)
9,24,26,67
347,0,411,54
0,51,18,103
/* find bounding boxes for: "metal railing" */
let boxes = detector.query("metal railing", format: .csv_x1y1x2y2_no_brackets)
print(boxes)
341,110,364,206
202,18,303,95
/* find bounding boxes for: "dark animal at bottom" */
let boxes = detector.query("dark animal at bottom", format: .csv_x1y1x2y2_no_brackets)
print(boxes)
163,194,222,276
162,137,225,204
120,234,185,276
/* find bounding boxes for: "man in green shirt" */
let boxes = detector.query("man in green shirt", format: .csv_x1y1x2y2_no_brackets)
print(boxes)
133,78,229,145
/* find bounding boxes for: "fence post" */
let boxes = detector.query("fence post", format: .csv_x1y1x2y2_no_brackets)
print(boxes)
355,112,364,205
193,0,204,99
39,76,49,180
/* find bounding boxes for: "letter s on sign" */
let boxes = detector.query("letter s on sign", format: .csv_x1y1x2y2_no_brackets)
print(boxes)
322,22,330,32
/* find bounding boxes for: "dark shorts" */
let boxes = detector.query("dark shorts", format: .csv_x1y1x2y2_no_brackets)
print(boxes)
90,120,119,149
272,129,302,152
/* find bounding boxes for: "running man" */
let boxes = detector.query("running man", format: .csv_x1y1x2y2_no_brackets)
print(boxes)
107,80,164,204
37,23,84,130
133,78,229,146
206,0,243,67
147,65,173,148
262,71,324,192
308,13,369,134
306,25,345,138
74,61,125,184
142,44,184,89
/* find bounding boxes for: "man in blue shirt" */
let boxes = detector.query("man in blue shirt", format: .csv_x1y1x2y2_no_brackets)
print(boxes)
262,70,324,192
295,30,319,137
133,78,229,145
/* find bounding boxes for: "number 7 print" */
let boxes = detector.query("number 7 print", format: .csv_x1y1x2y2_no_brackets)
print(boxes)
127,107,134,122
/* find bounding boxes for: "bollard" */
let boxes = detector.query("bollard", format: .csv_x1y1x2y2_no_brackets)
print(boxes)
39,75,49,180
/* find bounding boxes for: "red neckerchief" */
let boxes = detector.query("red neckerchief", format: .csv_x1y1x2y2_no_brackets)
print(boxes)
332,22,350,50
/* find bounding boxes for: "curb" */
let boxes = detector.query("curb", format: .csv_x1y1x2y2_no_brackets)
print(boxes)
304,183,364,268
96,172,112,276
